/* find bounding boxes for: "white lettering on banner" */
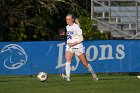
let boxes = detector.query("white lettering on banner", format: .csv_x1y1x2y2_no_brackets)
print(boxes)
56,42,125,71
56,42,66,69
99,45,114,60
71,55,80,71
116,44,125,59
86,45,98,61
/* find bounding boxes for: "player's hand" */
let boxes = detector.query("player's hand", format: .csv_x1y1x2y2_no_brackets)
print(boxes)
68,42,78,47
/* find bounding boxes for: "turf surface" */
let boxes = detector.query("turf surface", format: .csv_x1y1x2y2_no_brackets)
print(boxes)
0,74,140,93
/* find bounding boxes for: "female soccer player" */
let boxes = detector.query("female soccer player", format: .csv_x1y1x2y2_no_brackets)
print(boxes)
63,14,98,81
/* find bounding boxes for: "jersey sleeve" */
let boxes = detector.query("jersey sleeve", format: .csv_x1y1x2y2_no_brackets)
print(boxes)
75,24,82,36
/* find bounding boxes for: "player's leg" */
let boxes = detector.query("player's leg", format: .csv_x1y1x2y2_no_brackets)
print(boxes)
75,47,98,80
78,54,98,80
65,51,73,81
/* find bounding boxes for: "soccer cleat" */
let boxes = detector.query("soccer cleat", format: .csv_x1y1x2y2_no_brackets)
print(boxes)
60,74,66,79
66,77,70,82
93,77,98,81
60,74,70,81
64,75,70,82
92,74,98,81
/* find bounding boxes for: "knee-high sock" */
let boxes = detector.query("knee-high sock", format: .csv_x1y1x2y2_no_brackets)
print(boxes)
65,62,71,78
86,64,96,76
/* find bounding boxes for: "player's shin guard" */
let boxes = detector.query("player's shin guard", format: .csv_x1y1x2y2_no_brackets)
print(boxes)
86,64,98,80
65,62,71,80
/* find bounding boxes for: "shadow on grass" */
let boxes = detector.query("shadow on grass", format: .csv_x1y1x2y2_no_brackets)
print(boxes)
0,80,11,82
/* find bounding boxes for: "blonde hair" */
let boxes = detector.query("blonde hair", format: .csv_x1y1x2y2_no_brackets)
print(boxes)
75,18,80,26
66,14,80,26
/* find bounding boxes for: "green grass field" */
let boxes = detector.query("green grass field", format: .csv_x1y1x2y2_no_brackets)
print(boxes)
0,74,140,93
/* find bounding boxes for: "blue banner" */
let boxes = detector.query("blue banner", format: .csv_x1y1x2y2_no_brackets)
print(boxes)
0,40,140,75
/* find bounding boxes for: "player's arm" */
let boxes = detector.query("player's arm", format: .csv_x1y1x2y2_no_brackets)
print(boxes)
68,35,83,46
67,42,78,47
74,25,84,44
76,35,83,43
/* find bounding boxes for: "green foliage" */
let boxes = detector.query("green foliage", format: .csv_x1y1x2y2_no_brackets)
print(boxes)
0,0,109,41
0,0,59,41
80,16,109,40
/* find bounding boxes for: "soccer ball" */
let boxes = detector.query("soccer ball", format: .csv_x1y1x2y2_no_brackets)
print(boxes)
137,76,140,79
37,72,48,82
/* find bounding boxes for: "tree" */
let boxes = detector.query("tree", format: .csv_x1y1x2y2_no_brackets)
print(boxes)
0,0,66,41
0,0,108,41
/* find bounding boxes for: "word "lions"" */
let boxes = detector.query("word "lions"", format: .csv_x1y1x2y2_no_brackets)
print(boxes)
56,42,125,71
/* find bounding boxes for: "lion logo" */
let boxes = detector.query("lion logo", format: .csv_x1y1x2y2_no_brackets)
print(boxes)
1,44,28,69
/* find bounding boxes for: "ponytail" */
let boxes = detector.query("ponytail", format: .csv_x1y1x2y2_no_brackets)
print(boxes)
75,18,80,26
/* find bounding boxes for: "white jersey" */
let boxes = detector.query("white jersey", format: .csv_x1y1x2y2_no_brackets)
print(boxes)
66,23,83,48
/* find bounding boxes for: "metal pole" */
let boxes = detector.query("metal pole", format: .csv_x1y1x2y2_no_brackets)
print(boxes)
108,0,111,32
91,0,93,19
136,1,138,35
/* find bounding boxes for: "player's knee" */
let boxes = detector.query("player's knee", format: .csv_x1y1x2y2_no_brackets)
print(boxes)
66,58,72,62
83,62,88,67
